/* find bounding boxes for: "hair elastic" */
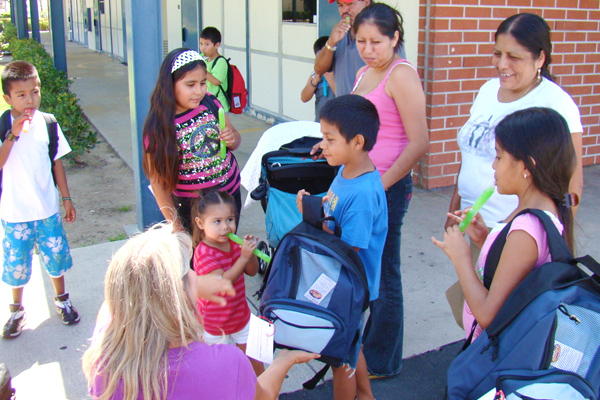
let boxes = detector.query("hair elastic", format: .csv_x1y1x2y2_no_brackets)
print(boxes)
561,193,579,208
171,50,203,73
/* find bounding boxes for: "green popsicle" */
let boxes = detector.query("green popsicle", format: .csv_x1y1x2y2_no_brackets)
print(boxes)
458,186,494,232
227,233,271,263
219,108,227,159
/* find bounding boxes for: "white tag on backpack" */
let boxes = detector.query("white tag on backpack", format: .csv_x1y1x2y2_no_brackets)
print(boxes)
246,314,274,364
551,341,583,373
304,273,336,305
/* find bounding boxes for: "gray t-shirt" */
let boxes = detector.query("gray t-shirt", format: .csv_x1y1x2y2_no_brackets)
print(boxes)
333,33,406,96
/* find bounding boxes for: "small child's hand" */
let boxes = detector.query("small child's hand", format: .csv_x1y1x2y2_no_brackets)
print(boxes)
296,189,310,213
63,199,76,223
308,141,324,161
431,225,471,268
241,235,258,258
448,208,488,247
219,127,235,147
11,109,34,138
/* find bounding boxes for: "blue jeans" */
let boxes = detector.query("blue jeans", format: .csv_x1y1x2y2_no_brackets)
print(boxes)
362,173,413,376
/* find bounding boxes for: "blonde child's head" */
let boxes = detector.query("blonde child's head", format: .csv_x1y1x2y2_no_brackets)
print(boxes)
82,223,203,400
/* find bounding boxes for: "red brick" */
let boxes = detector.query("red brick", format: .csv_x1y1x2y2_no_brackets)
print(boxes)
430,129,459,142
433,80,462,92
587,32,600,42
424,164,443,178
590,11,600,21
576,43,596,53
582,115,600,126
433,43,450,56
566,85,593,96
464,31,492,43
429,117,446,130
493,7,517,18
582,156,595,166
533,0,556,6
552,65,573,76
433,69,448,81
554,43,575,53
443,163,461,175
478,44,494,55
430,151,459,165
462,79,488,91
432,31,463,43
567,9,589,20
428,175,457,189
591,105,600,114
428,142,444,154
465,7,491,18
433,5,465,18
451,19,479,30
446,115,470,128
449,43,477,55
447,91,476,104
590,125,600,135
462,56,490,67
448,68,475,80
561,75,583,86
432,18,450,31
579,0,599,8
586,145,600,155
433,56,463,69
556,0,578,6
481,0,506,4
479,19,504,31
584,74,600,84
580,105,591,115
563,54,585,64
450,0,478,4
460,104,472,114
476,68,497,79
551,31,565,42
585,53,600,64
581,95,599,105
582,136,597,146
543,8,566,20
555,20,598,31
564,32,589,42
573,63,593,74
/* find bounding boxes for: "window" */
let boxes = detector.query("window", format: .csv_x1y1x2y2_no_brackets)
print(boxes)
282,0,317,23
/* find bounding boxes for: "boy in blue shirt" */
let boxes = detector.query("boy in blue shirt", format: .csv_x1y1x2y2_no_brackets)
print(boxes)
297,94,387,400
0,61,79,339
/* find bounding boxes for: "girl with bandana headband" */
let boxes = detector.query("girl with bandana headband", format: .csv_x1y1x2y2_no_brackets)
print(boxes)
143,48,242,233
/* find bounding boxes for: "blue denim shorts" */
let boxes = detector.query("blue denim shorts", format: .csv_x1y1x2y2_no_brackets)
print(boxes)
2,213,73,287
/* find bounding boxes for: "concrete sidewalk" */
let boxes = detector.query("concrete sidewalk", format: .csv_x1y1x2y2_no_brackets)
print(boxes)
1,39,600,399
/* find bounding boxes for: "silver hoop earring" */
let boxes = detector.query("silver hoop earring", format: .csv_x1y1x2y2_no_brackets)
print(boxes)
537,68,541,81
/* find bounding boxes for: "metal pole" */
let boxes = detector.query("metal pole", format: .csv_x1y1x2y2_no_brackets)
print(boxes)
124,0,164,230
48,0,67,73
30,0,40,42
15,0,27,39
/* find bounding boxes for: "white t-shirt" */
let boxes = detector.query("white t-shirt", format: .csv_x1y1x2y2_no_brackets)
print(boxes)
457,78,582,227
0,111,71,223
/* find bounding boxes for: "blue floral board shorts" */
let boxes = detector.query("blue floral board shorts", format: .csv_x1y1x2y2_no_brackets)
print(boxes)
2,213,73,287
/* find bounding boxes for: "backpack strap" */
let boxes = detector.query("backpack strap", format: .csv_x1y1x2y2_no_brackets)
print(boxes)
483,208,572,289
210,55,228,98
301,195,342,237
200,93,221,123
41,112,59,162
0,109,12,141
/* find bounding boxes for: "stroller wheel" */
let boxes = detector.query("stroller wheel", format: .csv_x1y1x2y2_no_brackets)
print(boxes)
257,241,272,275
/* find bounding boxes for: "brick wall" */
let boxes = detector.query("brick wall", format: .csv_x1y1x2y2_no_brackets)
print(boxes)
416,0,600,189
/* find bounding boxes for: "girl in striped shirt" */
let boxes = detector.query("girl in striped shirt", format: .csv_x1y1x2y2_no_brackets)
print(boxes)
192,190,265,376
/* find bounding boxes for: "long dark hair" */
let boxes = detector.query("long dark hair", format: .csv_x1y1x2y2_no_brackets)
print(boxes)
495,13,554,82
191,190,237,247
142,48,207,192
495,107,576,252
354,3,404,52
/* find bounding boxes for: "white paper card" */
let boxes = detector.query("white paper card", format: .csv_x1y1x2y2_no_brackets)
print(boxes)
246,314,274,364
551,341,584,373
304,273,336,305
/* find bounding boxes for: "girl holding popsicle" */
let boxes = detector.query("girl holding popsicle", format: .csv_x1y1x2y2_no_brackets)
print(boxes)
432,107,577,340
191,190,265,376
143,48,242,234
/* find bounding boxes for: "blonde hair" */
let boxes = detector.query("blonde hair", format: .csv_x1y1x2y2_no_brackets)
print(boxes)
82,223,203,400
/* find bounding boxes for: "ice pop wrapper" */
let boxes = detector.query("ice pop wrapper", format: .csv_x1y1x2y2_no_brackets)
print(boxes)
22,119,30,134
227,233,271,263
458,186,494,232
219,108,227,159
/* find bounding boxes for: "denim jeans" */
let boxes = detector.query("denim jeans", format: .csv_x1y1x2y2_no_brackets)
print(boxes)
362,173,413,376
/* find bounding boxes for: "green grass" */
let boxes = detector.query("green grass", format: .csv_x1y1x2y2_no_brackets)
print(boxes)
108,233,128,242
113,205,133,213
0,66,9,113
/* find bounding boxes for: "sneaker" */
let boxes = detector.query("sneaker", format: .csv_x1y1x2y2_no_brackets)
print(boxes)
2,306,26,338
54,293,80,325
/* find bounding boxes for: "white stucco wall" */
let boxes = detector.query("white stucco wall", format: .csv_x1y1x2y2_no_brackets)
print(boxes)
249,0,278,53
250,53,280,113
223,0,246,49
164,0,182,52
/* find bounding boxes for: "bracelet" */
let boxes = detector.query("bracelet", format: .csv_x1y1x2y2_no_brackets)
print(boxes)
325,41,337,52
6,133,19,142
310,80,318,88
62,197,72,202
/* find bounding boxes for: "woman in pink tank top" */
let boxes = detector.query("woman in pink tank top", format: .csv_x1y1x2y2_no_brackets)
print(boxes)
351,3,429,379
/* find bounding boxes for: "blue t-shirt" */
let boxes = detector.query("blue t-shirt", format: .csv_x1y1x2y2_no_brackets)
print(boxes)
323,166,388,301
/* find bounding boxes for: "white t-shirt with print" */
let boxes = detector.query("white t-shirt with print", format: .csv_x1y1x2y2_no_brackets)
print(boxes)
457,78,582,227
0,111,71,223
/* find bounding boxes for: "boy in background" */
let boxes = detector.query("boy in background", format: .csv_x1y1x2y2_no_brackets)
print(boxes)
297,95,387,400
200,26,230,112
0,60,79,339
301,36,336,122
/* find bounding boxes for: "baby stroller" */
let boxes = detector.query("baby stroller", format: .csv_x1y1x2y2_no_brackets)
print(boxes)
250,136,339,274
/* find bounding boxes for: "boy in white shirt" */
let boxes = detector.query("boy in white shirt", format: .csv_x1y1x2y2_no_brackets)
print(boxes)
0,60,79,339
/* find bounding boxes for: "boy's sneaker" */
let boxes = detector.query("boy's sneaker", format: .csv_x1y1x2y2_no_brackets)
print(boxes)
54,293,80,325
2,305,26,338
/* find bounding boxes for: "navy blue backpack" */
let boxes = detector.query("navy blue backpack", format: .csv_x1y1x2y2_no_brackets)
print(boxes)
447,209,600,400
258,195,369,367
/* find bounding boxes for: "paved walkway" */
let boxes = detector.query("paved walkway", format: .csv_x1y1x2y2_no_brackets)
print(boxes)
1,38,600,399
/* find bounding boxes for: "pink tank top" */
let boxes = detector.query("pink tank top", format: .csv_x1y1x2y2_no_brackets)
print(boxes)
353,59,416,175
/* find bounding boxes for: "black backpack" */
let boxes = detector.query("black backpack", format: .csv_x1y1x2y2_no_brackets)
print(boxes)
0,109,59,197
447,209,600,399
